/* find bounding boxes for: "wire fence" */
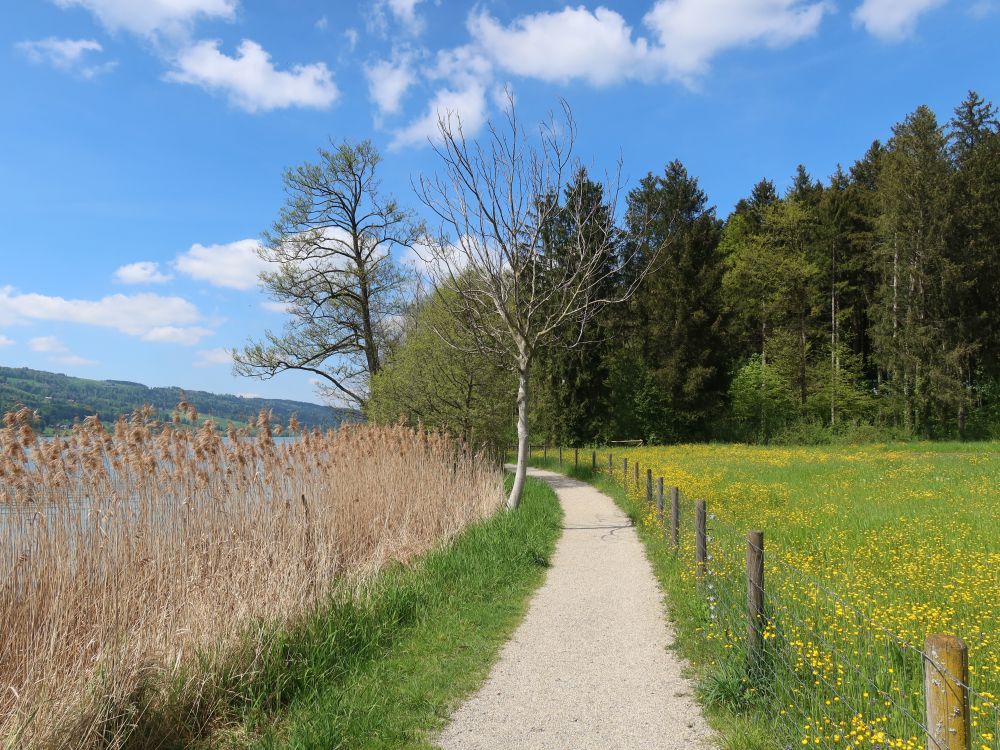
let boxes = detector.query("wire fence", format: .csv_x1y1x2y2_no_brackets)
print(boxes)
520,444,999,750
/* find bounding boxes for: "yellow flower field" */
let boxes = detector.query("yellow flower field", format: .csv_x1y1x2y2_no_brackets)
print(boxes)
537,443,1000,749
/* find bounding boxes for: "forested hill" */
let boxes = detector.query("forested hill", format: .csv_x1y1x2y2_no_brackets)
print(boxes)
0,366,357,431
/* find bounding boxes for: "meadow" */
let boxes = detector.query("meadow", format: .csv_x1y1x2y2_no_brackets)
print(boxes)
532,443,1000,749
0,405,505,747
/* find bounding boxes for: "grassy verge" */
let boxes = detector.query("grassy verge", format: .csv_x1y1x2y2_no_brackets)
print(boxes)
201,474,562,749
524,455,774,750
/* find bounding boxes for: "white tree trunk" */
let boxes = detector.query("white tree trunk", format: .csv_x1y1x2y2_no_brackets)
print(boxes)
507,358,530,510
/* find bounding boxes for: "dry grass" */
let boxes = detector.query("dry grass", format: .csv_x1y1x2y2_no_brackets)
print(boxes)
0,405,503,748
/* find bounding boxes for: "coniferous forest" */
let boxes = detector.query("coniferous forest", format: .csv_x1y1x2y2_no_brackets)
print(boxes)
368,92,1000,445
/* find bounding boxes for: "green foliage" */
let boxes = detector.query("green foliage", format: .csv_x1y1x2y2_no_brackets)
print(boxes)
366,289,514,448
0,366,353,431
728,355,796,442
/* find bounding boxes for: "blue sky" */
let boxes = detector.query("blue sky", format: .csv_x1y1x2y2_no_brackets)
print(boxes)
1,0,997,405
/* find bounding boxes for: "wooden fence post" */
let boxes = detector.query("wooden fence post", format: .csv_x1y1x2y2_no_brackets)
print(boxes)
574,447,579,468
608,452,612,470
543,444,547,461
623,457,628,488
559,446,563,465
657,477,665,521
670,487,680,548
646,468,653,507
592,450,596,470
747,531,765,670
924,635,971,750
696,500,707,579
634,461,639,488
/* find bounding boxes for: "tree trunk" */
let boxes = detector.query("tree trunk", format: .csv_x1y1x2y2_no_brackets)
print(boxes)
507,354,531,510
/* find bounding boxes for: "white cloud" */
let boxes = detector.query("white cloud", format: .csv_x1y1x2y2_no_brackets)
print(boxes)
378,0,427,34
644,0,830,80
0,335,12,346
315,15,329,31
52,354,98,366
29,335,68,353
344,28,360,51
392,82,489,148
261,300,293,313
366,55,417,115
852,0,947,39
165,39,339,112
141,326,213,345
195,347,232,367
114,260,173,284
53,0,237,38
174,238,268,290
468,7,650,87
0,286,201,338
16,37,116,79
391,45,492,147
28,335,97,366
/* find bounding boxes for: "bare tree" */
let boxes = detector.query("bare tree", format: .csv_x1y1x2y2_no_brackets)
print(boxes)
416,96,660,509
233,140,421,407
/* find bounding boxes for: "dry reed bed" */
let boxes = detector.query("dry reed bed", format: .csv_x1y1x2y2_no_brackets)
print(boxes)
0,406,503,747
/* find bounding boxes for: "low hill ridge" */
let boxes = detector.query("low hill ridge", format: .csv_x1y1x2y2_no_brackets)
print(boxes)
0,366,356,431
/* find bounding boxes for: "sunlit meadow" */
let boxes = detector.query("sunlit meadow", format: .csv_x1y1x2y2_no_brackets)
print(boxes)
539,443,1000,749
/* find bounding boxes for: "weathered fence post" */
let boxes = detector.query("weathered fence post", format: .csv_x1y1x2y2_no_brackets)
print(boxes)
924,634,971,750
591,450,596,470
559,446,563,466
670,487,680,548
574,447,579,468
646,468,653,508
657,477,665,521
634,461,639,488
695,500,707,579
747,531,765,671
623,457,628,488
543,444,547,461
608,452,613,470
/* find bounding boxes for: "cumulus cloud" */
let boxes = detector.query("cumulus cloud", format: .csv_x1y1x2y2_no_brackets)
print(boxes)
366,54,417,115
0,286,202,340
194,347,233,367
0,335,13,346
391,45,493,147
468,7,650,87
261,300,293,313
141,326,213,345
644,0,830,80
29,335,68,353
376,0,427,34
16,37,116,79
174,238,268,290
165,39,339,112
852,0,947,39
53,0,236,38
392,1,828,146
114,261,173,284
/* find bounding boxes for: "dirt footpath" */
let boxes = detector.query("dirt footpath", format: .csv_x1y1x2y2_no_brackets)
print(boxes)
437,466,714,750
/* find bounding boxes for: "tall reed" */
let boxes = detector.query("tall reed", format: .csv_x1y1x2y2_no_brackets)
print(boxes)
0,406,503,747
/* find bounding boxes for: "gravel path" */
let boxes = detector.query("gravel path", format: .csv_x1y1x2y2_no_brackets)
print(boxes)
437,466,714,750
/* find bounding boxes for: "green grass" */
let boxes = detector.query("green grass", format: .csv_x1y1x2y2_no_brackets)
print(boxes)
196,474,562,749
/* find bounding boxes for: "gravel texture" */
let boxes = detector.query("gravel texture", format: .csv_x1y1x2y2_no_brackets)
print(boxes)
437,466,715,749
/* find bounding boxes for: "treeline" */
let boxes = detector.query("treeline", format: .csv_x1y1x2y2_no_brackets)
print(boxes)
0,366,355,431
370,91,1000,444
